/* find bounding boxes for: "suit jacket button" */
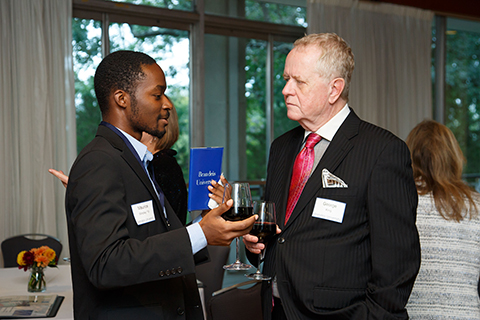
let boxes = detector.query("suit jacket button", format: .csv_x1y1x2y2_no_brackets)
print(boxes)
165,270,171,276
177,267,183,274
159,271,165,277
177,307,185,315
171,268,176,275
278,237,285,244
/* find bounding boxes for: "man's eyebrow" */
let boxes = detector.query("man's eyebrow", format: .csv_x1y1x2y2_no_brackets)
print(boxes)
155,85,166,92
283,74,301,81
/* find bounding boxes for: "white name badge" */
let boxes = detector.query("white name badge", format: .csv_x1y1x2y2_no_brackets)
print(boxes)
131,200,156,225
312,198,346,223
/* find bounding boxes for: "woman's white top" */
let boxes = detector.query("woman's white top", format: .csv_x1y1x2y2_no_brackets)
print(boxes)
407,192,480,319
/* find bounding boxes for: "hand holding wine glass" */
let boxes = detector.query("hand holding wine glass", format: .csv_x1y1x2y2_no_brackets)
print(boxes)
246,201,276,280
222,182,254,270
198,197,255,246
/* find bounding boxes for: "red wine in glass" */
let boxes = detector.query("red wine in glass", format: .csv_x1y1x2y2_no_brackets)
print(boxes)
223,182,254,271
250,221,276,243
222,206,253,221
246,201,276,280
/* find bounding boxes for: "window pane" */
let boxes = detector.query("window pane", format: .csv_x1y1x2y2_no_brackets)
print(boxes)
246,39,268,180
107,0,193,11
444,18,480,189
203,34,267,183
109,23,190,181
205,0,307,28
204,37,294,182
73,18,103,154
431,20,436,112
273,41,297,138
245,0,307,27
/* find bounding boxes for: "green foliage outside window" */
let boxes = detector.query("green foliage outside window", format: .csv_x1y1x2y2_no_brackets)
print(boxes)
245,0,307,27
444,29,480,187
110,0,192,10
73,19,102,154
244,40,297,180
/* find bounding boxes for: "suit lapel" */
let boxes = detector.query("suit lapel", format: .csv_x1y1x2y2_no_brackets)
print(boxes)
96,125,170,228
283,110,360,228
271,127,304,227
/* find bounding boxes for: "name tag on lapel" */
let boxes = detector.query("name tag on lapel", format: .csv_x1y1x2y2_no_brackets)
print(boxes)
131,200,156,225
312,198,346,223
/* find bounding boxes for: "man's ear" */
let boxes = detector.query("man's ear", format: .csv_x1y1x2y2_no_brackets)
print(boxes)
113,89,129,109
328,78,345,105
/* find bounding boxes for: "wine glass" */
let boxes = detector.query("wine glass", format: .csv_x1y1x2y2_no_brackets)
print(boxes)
246,201,276,280
222,182,254,270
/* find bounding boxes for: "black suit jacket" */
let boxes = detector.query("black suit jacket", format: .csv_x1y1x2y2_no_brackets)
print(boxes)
65,125,207,320
250,109,420,319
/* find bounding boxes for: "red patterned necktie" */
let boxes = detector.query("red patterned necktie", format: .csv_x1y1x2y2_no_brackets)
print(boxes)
285,133,322,224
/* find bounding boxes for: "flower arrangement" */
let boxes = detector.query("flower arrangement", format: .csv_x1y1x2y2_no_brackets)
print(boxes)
17,246,58,271
17,246,58,292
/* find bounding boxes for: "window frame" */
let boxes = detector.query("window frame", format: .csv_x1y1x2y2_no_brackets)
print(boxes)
72,0,304,155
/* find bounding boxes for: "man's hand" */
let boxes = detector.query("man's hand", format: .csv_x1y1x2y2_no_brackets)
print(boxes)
49,168,69,188
201,175,230,218
243,225,282,254
207,174,230,205
199,198,256,246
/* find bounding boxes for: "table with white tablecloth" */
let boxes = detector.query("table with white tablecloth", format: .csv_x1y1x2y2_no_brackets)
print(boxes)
0,265,207,319
0,264,208,319
0,265,73,319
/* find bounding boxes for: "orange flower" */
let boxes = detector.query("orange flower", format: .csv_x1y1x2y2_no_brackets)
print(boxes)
43,247,56,262
35,255,51,268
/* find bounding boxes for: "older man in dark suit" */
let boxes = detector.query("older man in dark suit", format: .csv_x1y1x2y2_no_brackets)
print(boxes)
66,51,255,319
244,33,420,319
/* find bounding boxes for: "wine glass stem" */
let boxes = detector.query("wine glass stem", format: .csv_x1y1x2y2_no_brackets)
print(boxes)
256,253,262,274
235,237,241,262
256,248,266,274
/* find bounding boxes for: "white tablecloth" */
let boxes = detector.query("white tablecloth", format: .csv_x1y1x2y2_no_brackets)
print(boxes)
0,265,205,319
0,265,73,319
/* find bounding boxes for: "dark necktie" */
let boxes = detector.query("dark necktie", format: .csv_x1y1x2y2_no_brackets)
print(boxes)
285,133,322,224
146,160,165,210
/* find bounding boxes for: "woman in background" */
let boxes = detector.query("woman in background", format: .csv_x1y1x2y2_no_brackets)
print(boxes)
50,96,188,225
406,119,480,319
141,96,187,225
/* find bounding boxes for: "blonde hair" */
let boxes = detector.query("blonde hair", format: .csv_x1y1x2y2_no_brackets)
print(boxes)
156,95,179,151
406,119,478,222
294,33,355,101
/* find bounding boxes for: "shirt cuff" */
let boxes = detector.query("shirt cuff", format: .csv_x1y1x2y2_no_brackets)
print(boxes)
192,214,203,224
187,222,207,255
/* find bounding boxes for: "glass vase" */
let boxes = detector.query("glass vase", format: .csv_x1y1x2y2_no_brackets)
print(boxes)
28,267,46,292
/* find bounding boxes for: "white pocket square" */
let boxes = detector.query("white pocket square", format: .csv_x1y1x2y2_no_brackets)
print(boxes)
322,169,348,188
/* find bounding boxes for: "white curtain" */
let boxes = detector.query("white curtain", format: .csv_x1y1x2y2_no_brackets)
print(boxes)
307,0,433,139
0,0,76,266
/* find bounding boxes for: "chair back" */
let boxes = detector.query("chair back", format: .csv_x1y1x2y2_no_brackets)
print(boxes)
1,234,63,268
208,281,263,320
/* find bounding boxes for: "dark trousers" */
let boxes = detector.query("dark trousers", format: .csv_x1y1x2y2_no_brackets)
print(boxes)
272,297,288,320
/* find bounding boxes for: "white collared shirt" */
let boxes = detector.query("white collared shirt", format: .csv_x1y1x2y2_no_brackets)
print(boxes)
302,104,350,173
115,127,207,255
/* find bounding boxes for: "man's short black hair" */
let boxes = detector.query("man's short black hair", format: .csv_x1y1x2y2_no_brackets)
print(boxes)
94,50,157,114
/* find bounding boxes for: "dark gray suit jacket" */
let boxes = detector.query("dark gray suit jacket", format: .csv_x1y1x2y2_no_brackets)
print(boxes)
250,109,420,319
65,124,207,320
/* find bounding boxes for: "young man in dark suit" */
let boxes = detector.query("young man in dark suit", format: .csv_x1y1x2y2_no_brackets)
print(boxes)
244,33,420,319
65,51,255,319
